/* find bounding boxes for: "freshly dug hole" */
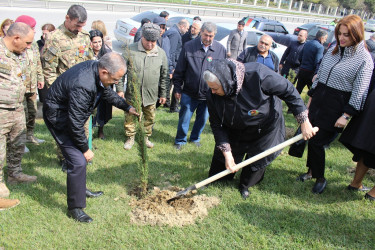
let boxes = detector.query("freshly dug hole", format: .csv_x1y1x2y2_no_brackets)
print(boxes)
129,187,220,226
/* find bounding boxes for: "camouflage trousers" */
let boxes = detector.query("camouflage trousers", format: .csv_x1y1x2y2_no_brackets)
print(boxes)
0,107,26,183
124,104,155,138
56,117,90,161
23,93,37,135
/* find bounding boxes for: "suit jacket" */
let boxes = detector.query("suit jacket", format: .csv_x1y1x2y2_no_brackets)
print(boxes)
226,29,247,59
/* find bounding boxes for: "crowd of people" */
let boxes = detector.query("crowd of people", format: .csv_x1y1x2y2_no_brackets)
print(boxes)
0,6,374,222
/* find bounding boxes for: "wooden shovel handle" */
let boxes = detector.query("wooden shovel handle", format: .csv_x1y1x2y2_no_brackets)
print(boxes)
195,127,319,190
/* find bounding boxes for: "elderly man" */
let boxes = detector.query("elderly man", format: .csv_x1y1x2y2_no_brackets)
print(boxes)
173,22,226,150
279,30,307,78
42,5,93,170
164,19,190,112
237,34,279,72
14,15,45,147
0,23,36,198
296,30,327,94
118,23,169,150
226,20,247,59
44,53,138,222
182,20,202,45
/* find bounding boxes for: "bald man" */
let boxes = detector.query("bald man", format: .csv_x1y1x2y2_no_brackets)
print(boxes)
237,34,279,72
279,30,307,78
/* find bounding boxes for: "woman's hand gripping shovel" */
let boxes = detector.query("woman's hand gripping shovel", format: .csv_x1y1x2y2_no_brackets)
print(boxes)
167,127,319,203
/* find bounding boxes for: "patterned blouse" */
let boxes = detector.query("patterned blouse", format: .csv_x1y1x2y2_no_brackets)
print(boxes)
312,41,373,111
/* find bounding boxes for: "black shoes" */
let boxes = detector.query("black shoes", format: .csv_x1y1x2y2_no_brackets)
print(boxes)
365,193,375,201
347,185,370,192
169,107,180,113
312,178,327,194
239,188,250,200
174,144,183,150
98,126,105,140
86,189,103,198
296,172,312,182
68,208,93,223
190,141,201,147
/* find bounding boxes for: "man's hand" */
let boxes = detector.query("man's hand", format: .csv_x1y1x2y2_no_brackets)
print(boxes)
169,74,173,79
279,64,283,70
128,107,139,116
174,92,181,101
83,149,94,162
159,97,166,105
37,82,44,89
227,52,231,58
312,74,317,83
117,91,124,98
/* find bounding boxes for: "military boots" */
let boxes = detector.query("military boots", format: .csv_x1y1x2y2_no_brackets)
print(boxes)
0,197,20,210
7,173,37,185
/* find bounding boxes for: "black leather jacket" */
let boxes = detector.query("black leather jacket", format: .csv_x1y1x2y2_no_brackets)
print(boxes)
44,60,131,152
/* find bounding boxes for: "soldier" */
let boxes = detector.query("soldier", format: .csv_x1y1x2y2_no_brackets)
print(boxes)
42,4,93,169
15,15,45,146
0,22,37,198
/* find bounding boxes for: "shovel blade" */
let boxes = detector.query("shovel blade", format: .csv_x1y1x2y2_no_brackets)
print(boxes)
167,185,197,203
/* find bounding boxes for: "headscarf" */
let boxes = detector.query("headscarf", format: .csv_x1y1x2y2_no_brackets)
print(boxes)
208,58,245,98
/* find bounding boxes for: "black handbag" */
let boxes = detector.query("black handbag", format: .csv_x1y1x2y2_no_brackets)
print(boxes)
288,126,306,158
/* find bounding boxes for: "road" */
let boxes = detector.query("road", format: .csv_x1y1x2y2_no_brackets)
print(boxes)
1,6,372,53
0,6,304,53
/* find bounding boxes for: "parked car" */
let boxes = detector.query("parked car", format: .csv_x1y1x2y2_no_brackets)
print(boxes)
215,23,287,60
365,19,375,32
114,9,193,43
306,24,336,52
293,22,320,35
240,17,292,47
241,17,289,35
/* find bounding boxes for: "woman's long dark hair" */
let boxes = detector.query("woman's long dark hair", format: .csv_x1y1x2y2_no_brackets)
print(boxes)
89,29,108,59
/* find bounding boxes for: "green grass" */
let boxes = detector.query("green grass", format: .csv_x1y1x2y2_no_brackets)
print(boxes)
1,103,374,249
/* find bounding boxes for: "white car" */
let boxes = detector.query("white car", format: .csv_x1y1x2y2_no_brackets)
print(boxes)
215,23,287,61
114,9,193,44
365,19,375,32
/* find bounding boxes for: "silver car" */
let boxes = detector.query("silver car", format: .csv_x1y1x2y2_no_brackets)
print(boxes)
365,19,375,32
215,23,287,61
114,9,193,44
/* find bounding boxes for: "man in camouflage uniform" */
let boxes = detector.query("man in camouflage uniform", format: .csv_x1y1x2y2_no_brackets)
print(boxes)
15,15,45,146
0,22,37,198
42,5,93,168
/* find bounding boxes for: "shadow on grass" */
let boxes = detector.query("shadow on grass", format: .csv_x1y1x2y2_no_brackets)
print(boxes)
233,202,375,248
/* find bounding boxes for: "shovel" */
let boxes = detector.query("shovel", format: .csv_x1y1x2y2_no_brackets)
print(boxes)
167,127,319,203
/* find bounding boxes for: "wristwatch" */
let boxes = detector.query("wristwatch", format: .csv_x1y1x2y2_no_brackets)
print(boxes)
342,114,351,120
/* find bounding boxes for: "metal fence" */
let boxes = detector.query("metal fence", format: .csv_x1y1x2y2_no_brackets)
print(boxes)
4,0,339,24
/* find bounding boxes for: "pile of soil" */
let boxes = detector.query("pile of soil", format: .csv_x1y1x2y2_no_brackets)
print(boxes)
129,187,220,227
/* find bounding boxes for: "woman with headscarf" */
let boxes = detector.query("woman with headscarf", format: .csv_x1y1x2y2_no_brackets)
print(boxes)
203,59,316,199
89,29,113,139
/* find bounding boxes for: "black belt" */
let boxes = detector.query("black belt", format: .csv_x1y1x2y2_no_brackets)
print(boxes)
0,107,17,111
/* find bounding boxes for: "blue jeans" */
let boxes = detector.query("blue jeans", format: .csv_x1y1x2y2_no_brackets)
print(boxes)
174,93,209,145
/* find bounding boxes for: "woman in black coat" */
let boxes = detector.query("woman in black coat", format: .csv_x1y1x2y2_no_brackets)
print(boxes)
89,29,113,139
203,59,316,199
339,70,375,201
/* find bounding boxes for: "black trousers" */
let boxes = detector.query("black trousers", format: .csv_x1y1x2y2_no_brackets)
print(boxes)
296,69,314,94
307,128,337,179
209,147,266,189
44,117,87,210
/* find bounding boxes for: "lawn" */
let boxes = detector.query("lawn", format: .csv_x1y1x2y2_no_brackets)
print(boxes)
1,103,374,249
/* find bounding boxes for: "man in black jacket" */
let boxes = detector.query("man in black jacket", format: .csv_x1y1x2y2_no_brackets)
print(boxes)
173,22,226,150
237,34,279,72
279,30,307,78
43,53,138,222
